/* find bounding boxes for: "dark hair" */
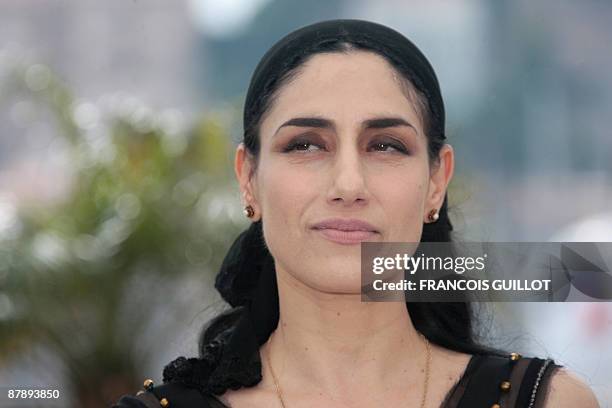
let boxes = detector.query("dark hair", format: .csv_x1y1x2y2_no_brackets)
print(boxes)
163,19,504,395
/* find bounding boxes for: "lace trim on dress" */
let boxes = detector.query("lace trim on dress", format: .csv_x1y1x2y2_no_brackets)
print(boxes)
162,307,263,395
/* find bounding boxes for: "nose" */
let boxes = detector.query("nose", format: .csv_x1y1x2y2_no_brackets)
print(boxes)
327,145,369,207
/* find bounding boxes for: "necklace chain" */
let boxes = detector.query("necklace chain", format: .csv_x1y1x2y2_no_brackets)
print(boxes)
265,333,431,408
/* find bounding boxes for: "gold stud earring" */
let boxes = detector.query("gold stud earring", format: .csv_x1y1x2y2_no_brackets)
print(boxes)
427,209,439,222
243,205,255,218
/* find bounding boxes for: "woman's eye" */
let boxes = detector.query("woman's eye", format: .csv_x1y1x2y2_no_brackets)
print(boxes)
370,140,409,154
283,139,323,153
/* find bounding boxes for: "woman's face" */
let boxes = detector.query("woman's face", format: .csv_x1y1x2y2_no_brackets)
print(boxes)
236,51,453,294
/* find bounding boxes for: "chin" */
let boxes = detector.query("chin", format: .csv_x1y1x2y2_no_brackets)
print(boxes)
300,259,363,294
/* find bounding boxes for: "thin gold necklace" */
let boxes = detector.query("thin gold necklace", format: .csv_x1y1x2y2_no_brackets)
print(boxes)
265,333,431,408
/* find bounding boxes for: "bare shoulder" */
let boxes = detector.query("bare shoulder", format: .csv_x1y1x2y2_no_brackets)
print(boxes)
543,367,600,408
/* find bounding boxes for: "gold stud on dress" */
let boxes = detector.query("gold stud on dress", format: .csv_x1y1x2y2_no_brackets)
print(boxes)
143,379,154,390
500,380,512,391
160,397,169,407
510,352,522,361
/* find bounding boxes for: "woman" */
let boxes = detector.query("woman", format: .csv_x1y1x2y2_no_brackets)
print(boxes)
112,19,599,408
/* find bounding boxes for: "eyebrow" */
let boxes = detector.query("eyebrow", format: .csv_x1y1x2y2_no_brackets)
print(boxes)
274,116,417,135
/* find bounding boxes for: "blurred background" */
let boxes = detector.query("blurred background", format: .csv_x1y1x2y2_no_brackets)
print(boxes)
0,0,611,406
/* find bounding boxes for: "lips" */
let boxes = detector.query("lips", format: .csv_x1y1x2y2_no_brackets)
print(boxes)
311,218,379,245
311,218,378,232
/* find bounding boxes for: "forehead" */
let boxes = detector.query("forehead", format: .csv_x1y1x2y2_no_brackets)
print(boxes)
260,50,422,135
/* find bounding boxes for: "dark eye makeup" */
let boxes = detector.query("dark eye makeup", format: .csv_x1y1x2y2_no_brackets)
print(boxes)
281,135,410,154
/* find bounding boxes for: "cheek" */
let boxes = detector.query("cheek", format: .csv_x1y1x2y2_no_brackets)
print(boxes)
257,159,330,287
371,166,427,241
259,160,315,220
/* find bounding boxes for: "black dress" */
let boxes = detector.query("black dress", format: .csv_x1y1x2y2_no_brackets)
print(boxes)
113,354,561,408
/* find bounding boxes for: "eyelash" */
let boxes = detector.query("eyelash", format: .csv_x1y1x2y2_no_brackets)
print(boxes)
282,138,409,154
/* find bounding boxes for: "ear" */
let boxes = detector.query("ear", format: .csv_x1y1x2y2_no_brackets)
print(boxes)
235,143,261,221
425,144,454,219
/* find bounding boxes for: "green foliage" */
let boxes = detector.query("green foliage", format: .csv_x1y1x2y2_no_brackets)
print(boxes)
0,59,246,406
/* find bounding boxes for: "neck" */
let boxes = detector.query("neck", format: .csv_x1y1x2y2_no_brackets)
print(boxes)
262,265,429,400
